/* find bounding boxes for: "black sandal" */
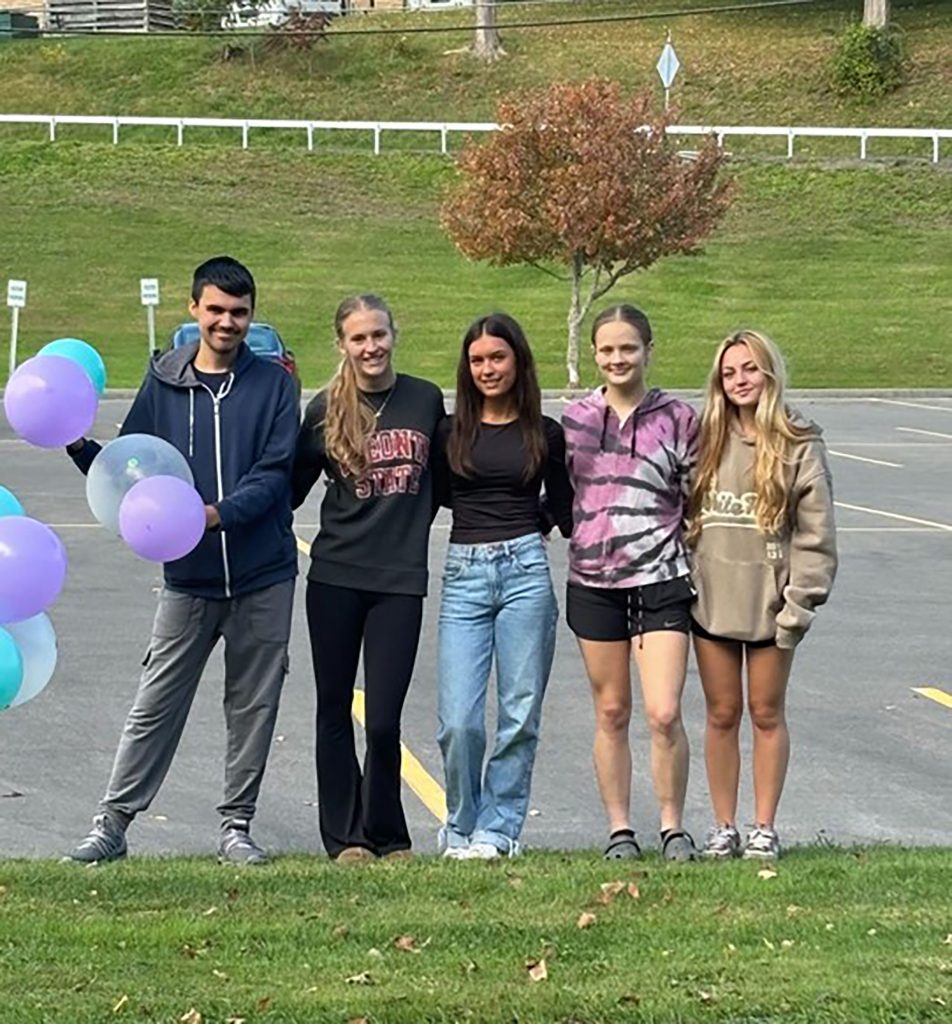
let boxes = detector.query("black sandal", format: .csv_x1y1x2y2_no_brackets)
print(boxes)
603,831,642,860
661,830,699,862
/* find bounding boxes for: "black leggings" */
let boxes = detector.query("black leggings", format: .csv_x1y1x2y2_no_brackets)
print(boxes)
306,581,423,857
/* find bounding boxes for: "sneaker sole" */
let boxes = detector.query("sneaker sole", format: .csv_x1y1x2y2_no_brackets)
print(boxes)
742,850,779,860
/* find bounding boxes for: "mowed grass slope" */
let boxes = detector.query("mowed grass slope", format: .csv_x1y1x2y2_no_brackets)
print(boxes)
0,0,949,128
1,848,951,1024
0,143,949,388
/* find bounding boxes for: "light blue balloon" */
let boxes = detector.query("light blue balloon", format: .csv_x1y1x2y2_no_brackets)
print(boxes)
0,626,24,710
0,485,24,518
5,613,56,707
37,338,107,396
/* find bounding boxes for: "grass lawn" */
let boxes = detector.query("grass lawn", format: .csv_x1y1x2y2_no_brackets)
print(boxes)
0,0,949,131
0,143,949,389
1,848,950,1023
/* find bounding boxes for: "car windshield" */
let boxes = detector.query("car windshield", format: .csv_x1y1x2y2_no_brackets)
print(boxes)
174,323,282,357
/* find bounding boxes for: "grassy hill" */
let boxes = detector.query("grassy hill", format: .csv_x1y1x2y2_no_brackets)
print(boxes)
0,0,949,388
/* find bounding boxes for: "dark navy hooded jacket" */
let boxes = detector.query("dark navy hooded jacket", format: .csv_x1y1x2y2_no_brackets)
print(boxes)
72,341,299,599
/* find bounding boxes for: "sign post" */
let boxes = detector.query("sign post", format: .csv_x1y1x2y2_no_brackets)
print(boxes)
6,279,27,380
140,278,160,357
656,32,680,111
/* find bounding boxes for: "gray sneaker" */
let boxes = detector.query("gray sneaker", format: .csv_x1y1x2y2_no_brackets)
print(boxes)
65,813,128,865
702,824,742,860
218,820,269,866
742,825,781,861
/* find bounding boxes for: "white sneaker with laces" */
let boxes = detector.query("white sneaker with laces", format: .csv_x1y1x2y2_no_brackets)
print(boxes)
702,824,742,860
742,825,781,860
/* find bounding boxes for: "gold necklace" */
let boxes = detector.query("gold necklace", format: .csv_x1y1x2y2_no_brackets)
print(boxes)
363,375,398,421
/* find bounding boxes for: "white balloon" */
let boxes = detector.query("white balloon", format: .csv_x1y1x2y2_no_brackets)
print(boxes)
86,434,194,534
5,612,57,707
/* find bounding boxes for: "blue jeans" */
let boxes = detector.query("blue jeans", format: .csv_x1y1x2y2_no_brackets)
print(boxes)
437,533,558,852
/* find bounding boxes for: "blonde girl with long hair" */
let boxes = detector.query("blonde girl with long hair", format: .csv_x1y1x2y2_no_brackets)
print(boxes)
688,329,837,861
292,295,445,862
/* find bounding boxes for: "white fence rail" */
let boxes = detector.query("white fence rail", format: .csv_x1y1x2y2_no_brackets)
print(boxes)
0,113,949,161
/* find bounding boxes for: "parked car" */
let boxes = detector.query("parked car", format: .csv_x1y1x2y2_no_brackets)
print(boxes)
168,322,301,399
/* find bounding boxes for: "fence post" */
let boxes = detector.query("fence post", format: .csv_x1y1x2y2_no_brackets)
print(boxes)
860,131,867,161
242,122,249,150
787,129,794,160
177,120,184,146
933,134,939,164
440,125,448,155
307,124,314,152
49,117,56,143
373,124,381,156
113,118,119,145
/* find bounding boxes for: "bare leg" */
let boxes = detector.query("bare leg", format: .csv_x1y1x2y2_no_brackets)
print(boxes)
577,639,633,833
632,631,690,833
746,645,795,827
693,636,744,826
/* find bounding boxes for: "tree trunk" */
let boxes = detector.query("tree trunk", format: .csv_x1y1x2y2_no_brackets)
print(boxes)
566,254,583,388
472,0,504,62
863,0,889,28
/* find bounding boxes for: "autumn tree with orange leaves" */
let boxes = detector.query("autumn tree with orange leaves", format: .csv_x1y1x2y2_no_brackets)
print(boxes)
441,79,734,386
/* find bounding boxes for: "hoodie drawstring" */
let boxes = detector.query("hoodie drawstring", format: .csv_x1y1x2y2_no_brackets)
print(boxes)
188,389,195,458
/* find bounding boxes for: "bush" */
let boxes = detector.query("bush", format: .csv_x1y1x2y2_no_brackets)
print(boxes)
172,0,233,31
832,22,903,98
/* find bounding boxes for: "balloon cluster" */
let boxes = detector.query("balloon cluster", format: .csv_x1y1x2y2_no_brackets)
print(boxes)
0,487,64,710
3,338,206,565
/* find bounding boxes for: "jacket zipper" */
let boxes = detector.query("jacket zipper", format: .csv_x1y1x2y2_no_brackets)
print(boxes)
199,381,233,599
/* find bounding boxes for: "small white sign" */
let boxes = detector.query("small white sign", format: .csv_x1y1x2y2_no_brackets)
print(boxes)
656,42,680,90
140,278,160,307
7,279,27,309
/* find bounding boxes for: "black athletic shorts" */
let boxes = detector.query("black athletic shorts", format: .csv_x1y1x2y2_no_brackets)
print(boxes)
691,619,776,649
566,576,695,643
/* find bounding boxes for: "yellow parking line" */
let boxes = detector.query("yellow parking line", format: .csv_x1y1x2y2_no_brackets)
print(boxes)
352,689,448,823
911,687,952,710
295,533,447,823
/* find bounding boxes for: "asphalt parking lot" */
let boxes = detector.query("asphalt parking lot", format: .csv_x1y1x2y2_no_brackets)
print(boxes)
1,394,950,859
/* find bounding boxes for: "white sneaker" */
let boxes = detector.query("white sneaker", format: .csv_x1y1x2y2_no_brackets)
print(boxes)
437,825,470,859
467,842,501,860
742,825,781,860
442,845,472,860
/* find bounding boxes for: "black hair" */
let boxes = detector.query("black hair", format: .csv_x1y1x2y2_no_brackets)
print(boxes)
449,312,545,482
191,255,256,308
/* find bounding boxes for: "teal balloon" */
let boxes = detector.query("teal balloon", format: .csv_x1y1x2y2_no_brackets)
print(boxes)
0,626,24,710
0,485,24,518
37,338,107,396
5,614,56,707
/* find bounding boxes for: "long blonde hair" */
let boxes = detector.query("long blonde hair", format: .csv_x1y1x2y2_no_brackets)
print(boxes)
324,294,395,479
688,330,813,541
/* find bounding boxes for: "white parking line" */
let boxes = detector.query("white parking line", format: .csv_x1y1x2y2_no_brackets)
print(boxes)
828,449,902,468
835,501,952,533
869,398,952,412
896,426,952,441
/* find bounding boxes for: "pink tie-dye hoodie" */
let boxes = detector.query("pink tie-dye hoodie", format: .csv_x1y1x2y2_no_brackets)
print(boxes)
562,387,698,589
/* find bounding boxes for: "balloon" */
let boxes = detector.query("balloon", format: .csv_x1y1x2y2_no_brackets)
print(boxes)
86,434,194,535
3,354,98,448
119,475,206,563
37,338,107,396
0,485,24,518
0,626,24,709
4,613,56,707
0,517,68,624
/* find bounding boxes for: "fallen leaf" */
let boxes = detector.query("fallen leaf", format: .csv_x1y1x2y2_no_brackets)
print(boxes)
576,912,597,929
202,906,219,916
726,943,737,953
333,925,349,939
347,1019,370,1024
527,958,548,982
786,904,802,916
394,934,419,953
826,923,835,931
0,886,6,897
618,993,641,1005
180,1012,202,1024
508,876,524,889
867,928,878,936
944,934,952,945
699,989,716,1003
757,868,778,880
627,882,641,900
345,971,374,985
255,996,272,1012
462,959,478,974
763,938,776,950
226,887,240,902
112,994,129,1013
212,969,228,980
781,939,795,949
367,947,383,959
225,1018,246,1024
598,880,625,904
932,997,947,1007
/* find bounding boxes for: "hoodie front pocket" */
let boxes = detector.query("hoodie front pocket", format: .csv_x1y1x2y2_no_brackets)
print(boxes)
693,553,784,641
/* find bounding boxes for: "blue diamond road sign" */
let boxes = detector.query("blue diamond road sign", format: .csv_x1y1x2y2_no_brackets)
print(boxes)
656,42,680,90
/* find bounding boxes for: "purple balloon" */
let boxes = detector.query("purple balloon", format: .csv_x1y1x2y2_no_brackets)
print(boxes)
118,475,206,564
3,354,99,449
0,517,68,624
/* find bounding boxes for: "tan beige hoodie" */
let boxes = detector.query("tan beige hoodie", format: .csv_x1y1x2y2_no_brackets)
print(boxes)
691,413,837,648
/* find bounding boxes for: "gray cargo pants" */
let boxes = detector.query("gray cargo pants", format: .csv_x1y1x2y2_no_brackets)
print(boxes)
99,579,294,829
